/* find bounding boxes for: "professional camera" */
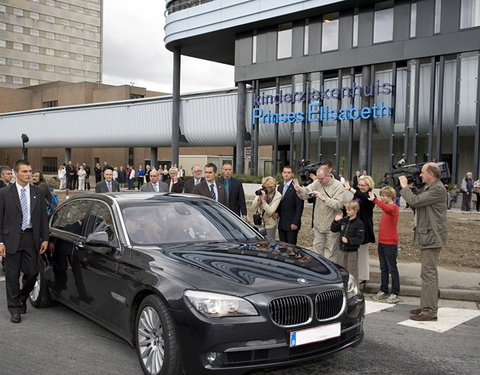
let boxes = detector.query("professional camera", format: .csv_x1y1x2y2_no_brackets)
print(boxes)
298,159,322,182
255,187,267,196
390,159,451,190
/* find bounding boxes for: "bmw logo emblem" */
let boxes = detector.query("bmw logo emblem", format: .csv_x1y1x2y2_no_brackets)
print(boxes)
297,278,308,285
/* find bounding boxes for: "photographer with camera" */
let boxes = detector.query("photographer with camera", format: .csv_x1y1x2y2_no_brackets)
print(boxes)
293,166,351,263
399,162,447,322
251,176,282,240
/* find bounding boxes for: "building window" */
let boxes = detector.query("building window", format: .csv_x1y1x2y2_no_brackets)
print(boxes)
46,32,55,39
89,56,98,63
46,0,56,6
61,19,70,26
42,157,58,173
30,45,40,53
410,2,417,38
322,12,339,51
30,79,39,85
75,38,84,45
13,8,24,16
76,6,85,14
46,15,55,23
61,3,70,10
252,31,257,64
0,57,5,65
0,23,5,30
75,22,84,30
304,20,309,55
60,67,69,74
0,75,6,83
0,5,5,12
87,25,98,32
30,12,39,20
353,8,359,47
14,25,24,33
75,54,84,61
30,28,40,36
374,0,394,43
434,0,442,33
73,69,84,76
61,51,69,58
46,64,54,72
13,59,23,67
460,0,480,28
13,43,23,50
90,10,99,17
277,23,292,59
60,35,69,42
46,48,54,56
88,40,98,47
89,71,98,79
30,62,40,70
13,77,23,85
0,40,6,48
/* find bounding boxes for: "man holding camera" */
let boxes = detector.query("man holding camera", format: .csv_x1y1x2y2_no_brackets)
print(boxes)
399,162,447,322
293,166,349,262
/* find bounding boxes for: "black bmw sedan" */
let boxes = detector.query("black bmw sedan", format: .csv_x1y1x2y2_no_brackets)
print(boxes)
30,193,364,375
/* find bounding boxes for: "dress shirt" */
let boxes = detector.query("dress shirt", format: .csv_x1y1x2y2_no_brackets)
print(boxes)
282,180,291,198
194,178,201,185
153,182,159,192
16,183,31,228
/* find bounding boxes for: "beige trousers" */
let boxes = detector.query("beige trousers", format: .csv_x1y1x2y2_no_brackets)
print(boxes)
313,228,339,263
358,243,370,281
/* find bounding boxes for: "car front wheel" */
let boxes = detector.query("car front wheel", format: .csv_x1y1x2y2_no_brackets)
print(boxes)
135,295,182,375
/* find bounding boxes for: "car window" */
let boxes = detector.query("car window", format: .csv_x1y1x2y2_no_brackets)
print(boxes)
51,200,91,235
85,202,116,243
122,201,260,245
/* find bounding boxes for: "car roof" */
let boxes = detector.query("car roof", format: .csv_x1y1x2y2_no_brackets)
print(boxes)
66,192,212,206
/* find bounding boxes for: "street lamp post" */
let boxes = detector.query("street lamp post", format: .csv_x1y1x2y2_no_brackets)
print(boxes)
21,133,29,160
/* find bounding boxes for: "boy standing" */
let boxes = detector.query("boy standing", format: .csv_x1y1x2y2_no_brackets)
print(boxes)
331,201,365,280
369,187,400,303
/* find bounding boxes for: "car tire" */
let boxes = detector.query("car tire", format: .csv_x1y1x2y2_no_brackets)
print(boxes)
29,257,53,308
135,295,182,375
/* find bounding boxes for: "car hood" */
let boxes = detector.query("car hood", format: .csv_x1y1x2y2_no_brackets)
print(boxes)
148,240,341,296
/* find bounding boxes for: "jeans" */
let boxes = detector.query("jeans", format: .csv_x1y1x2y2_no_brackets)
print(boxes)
378,243,400,295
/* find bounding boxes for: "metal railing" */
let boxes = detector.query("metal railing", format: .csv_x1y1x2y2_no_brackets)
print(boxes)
165,0,214,15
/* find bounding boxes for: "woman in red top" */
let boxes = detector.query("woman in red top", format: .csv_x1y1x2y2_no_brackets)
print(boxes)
368,186,400,304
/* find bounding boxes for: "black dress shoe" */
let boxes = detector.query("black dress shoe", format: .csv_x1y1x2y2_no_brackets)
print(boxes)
10,313,21,323
21,302,27,314
410,308,422,315
410,314,438,322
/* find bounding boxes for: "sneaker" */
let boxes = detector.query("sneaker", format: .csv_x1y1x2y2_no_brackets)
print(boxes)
386,294,400,304
372,291,389,300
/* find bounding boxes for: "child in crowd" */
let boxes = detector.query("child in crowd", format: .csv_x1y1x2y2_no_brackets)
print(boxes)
368,187,400,303
331,201,365,280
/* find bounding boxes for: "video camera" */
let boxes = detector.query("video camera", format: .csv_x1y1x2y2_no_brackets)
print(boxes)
297,159,322,182
390,159,451,190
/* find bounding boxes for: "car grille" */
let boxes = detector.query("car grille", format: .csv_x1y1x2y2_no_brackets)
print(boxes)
315,289,345,320
268,295,311,327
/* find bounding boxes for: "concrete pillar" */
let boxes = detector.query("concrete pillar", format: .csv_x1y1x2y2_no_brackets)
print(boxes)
236,82,246,174
150,147,158,168
171,48,181,166
358,65,370,172
64,148,72,165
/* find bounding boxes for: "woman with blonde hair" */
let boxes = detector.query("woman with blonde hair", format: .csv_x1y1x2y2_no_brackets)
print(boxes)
251,176,282,240
343,174,376,283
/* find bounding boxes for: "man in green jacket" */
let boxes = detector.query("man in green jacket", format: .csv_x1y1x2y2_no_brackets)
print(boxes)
399,162,447,322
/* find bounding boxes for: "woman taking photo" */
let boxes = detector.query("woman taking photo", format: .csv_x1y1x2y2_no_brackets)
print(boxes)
251,176,282,240
343,175,376,283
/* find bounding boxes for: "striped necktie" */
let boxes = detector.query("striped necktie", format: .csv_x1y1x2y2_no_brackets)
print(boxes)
210,183,216,201
20,187,29,230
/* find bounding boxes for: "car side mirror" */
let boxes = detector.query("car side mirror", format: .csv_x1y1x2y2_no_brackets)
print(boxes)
86,231,111,247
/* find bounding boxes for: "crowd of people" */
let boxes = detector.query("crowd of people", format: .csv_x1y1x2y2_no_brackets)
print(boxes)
0,159,474,323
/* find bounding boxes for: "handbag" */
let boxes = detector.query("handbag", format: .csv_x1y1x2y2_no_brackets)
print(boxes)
253,209,263,226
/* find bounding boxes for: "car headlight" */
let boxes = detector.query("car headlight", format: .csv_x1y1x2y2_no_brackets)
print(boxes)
346,273,359,299
184,290,258,317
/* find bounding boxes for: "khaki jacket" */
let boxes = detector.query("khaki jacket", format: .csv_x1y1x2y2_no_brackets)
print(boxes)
252,191,282,229
400,179,448,249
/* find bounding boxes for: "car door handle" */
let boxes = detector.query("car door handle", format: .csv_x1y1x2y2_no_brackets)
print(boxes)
76,242,85,248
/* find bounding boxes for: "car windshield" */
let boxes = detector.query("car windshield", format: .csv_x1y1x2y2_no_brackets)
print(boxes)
122,200,261,245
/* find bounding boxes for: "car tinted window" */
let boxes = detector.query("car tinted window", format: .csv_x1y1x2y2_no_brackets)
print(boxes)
122,201,260,245
85,202,117,243
51,200,90,235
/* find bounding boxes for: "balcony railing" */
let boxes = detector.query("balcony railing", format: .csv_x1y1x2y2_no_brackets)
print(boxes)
165,0,214,15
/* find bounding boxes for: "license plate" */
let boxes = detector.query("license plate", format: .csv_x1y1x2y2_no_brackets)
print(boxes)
289,322,341,347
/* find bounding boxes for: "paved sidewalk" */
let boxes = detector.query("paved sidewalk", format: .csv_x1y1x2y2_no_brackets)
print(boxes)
364,258,480,302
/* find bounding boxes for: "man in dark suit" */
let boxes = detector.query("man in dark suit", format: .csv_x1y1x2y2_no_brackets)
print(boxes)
95,168,120,193
277,166,304,245
140,169,168,192
164,168,184,193
0,166,14,189
193,163,227,205
0,160,49,323
66,160,76,190
184,164,204,194
218,163,247,219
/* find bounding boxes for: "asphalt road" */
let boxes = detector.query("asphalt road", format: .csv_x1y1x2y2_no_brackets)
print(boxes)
0,280,478,375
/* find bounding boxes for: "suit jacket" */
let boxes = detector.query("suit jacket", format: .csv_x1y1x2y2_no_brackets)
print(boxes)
217,177,247,216
193,180,227,206
184,177,205,194
140,181,169,192
0,184,49,254
277,182,304,231
95,180,120,193
165,179,185,193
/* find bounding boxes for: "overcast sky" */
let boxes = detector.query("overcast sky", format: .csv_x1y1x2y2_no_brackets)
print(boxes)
102,0,234,94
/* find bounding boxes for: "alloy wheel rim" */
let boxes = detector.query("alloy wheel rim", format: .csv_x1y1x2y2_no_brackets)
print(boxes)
30,274,40,302
137,306,164,374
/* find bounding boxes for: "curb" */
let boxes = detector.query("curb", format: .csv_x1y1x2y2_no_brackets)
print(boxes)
363,282,480,302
